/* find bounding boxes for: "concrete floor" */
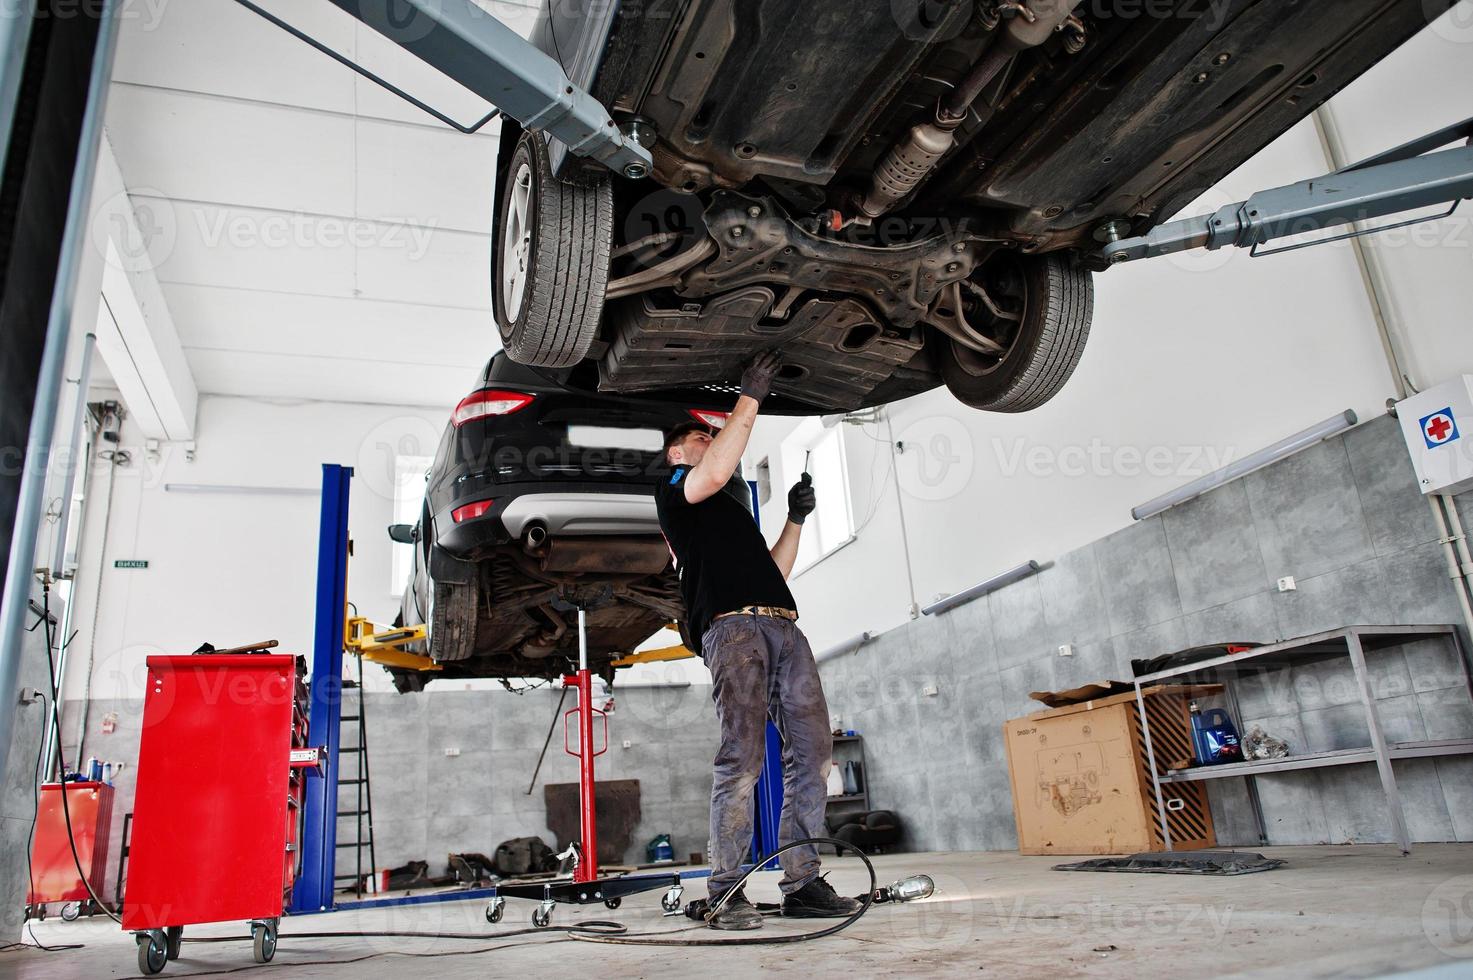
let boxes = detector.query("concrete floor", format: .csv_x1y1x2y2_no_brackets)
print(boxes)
6,846,1473,979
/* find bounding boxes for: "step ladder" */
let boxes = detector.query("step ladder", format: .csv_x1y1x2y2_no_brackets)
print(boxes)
333,655,378,898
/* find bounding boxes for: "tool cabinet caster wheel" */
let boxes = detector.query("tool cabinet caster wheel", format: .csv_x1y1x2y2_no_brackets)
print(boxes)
532,906,552,928
252,920,277,963
485,898,504,924
661,887,683,913
60,902,80,922
604,897,621,910
137,931,168,975
165,926,183,960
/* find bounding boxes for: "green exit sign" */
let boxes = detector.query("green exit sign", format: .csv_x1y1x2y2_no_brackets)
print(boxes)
114,560,149,569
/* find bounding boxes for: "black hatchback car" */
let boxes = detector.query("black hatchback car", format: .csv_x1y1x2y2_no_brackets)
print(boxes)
387,354,727,693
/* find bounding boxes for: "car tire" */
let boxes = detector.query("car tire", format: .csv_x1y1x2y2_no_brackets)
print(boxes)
936,253,1093,413
493,132,613,368
429,579,478,662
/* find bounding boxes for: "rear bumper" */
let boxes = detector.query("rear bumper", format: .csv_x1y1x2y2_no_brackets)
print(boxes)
434,488,661,556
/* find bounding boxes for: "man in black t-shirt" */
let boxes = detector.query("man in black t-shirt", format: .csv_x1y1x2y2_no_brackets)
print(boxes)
655,352,860,930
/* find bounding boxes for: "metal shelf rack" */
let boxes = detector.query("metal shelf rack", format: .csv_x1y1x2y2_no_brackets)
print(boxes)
1133,625,1473,855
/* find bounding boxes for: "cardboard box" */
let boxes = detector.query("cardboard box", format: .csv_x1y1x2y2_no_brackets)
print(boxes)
1003,685,1217,856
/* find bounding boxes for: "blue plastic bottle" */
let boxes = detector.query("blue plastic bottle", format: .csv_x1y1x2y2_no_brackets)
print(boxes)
1190,702,1243,765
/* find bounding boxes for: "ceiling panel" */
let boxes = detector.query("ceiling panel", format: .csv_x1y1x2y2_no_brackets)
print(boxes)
111,0,359,117
106,85,358,217
186,349,479,408
102,0,525,406
163,282,493,366
353,115,501,234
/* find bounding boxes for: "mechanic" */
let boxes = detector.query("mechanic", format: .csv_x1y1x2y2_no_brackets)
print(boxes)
655,352,861,931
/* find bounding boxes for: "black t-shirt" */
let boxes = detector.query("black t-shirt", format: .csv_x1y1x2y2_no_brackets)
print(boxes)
654,465,798,653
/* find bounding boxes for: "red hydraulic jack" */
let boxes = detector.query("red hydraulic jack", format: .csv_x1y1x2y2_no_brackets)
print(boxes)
486,608,683,928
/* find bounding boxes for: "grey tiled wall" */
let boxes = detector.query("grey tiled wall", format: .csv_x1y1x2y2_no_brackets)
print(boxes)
819,414,1473,851
51,684,719,905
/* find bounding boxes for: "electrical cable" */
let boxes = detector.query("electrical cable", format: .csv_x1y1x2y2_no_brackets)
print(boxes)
37,579,124,926
569,837,876,946
229,0,500,135
12,691,84,952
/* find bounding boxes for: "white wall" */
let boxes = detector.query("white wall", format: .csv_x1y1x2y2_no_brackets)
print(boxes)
59,394,451,704
747,8,1473,653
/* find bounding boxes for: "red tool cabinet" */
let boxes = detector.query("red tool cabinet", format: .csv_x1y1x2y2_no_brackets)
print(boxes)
27,781,113,916
123,654,315,974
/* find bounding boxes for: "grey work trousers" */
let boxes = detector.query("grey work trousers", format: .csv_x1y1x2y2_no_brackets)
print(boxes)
700,613,832,899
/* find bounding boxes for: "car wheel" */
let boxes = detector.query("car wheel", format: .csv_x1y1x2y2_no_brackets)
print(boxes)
428,579,477,662
935,253,1093,413
493,132,613,368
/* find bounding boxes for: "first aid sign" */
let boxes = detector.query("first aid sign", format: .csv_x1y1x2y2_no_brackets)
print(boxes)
1421,408,1459,449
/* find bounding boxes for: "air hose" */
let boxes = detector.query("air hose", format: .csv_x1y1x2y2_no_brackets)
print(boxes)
567,836,877,946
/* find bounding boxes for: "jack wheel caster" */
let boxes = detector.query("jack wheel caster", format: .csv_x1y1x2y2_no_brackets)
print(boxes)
165,925,183,960
532,905,553,928
137,931,168,975
604,897,621,910
60,902,80,922
252,919,277,963
661,887,683,914
485,898,504,924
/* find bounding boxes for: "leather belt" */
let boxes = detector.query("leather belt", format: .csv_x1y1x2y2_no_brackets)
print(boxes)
713,605,798,622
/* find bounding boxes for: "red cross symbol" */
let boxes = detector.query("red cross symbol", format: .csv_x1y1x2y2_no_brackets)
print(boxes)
1427,415,1453,442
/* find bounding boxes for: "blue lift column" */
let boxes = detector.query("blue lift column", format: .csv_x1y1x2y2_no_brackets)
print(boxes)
292,463,353,913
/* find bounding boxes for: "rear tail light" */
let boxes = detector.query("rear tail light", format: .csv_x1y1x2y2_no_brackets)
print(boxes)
452,389,534,426
689,409,729,428
451,499,495,523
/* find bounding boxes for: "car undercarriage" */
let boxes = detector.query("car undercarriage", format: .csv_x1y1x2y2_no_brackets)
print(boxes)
392,533,683,693
488,0,1452,416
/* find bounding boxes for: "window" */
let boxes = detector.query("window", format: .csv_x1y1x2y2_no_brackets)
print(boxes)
780,420,854,575
390,454,433,594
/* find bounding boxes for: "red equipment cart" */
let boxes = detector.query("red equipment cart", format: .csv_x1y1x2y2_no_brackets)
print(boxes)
26,781,114,920
122,654,318,975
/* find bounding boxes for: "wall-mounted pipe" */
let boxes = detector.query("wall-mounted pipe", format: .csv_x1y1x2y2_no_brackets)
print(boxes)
1132,410,1358,521
815,631,875,665
921,560,1043,616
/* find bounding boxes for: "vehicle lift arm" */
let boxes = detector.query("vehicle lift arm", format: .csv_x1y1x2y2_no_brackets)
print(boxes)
318,0,651,178
1100,116,1473,264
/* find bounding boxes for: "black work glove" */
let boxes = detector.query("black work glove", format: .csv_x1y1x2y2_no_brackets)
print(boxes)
739,351,782,402
787,473,816,525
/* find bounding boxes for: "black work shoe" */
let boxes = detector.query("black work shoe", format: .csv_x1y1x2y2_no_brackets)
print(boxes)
782,875,862,918
707,888,763,930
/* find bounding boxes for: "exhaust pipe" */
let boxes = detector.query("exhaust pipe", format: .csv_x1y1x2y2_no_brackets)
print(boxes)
522,522,549,554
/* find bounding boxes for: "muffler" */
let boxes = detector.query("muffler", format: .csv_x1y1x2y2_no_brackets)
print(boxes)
859,0,1085,219
539,536,672,575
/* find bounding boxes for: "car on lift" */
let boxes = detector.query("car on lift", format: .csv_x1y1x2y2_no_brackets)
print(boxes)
385,353,726,693
492,0,1451,415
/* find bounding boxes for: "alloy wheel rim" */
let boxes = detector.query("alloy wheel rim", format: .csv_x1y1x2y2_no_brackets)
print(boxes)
501,161,534,320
